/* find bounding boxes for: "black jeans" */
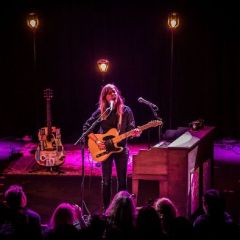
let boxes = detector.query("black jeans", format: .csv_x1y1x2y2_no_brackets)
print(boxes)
101,148,129,210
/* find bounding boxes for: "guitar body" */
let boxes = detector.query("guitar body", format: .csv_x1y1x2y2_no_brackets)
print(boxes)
35,89,65,167
88,128,123,162
35,126,65,167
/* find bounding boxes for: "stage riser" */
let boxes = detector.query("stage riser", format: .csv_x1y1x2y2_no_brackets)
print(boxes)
2,175,121,224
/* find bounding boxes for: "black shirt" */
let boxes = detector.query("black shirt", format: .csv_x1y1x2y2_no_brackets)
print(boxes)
83,105,135,147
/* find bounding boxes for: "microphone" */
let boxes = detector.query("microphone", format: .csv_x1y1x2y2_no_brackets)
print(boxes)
109,100,114,111
138,97,159,111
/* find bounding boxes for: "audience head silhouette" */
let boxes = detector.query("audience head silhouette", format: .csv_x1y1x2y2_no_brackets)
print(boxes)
4,184,27,209
203,188,225,215
136,205,164,239
49,202,76,229
105,191,136,230
2,184,42,240
154,197,178,219
154,197,179,236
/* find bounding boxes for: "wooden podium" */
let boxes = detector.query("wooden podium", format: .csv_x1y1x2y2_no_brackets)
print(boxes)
132,126,215,217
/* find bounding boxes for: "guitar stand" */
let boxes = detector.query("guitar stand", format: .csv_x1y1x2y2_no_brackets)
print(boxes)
49,166,65,174
29,163,64,174
28,162,43,173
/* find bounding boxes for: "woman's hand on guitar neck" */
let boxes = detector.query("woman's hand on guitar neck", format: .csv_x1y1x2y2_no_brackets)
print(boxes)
132,128,142,137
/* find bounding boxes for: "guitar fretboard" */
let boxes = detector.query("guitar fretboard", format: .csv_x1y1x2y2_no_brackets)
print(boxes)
113,121,162,144
46,99,52,134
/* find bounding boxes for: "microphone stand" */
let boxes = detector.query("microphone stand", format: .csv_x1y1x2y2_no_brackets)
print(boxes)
150,106,162,144
74,107,111,215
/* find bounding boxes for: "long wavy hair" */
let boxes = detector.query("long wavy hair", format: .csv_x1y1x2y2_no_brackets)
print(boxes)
99,84,124,130
105,190,136,229
49,202,75,229
154,197,178,235
154,197,178,219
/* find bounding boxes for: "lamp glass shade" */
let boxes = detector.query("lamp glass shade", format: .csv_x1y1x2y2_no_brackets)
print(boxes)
97,59,109,73
27,13,39,31
168,12,180,29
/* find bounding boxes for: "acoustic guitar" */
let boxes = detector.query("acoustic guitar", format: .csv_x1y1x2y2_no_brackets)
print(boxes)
35,89,65,167
88,120,163,162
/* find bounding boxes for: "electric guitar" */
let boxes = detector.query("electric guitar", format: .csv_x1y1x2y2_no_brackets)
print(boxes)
35,89,65,167
88,120,163,162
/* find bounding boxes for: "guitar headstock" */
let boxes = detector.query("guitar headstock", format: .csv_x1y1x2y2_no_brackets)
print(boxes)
44,88,54,101
147,120,163,127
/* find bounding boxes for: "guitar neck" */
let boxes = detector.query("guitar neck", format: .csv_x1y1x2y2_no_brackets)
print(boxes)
46,99,52,134
113,122,157,144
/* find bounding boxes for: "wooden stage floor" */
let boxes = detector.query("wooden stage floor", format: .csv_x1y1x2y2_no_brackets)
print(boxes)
1,142,147,176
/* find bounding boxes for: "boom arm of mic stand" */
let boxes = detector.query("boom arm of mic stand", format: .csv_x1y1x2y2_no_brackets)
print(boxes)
74,107,111,146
